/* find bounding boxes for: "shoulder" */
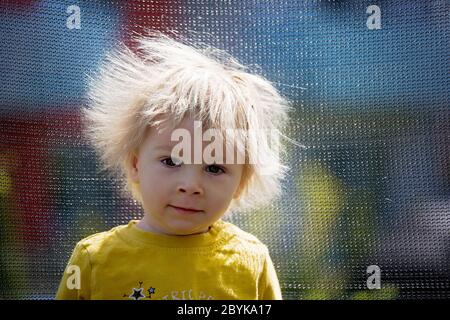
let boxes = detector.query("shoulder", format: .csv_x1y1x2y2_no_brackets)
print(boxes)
218,220,269,255
74,223,128,254
216,220,271,275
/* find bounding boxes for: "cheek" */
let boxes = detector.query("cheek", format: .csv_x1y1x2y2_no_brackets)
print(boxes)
206,177,239,201
139,165,169,198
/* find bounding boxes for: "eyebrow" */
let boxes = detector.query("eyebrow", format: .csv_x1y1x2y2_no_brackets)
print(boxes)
154,145,174,151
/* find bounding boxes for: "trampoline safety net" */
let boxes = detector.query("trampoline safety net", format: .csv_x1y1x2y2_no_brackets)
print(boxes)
0,0,449,299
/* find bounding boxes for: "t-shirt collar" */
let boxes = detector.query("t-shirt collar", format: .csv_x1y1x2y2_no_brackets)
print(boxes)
117,219,227,248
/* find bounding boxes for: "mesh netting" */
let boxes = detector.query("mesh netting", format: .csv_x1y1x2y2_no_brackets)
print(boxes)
0,0,449,299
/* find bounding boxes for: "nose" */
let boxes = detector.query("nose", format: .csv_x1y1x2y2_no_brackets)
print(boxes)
177,168,204,196
178,186,203,195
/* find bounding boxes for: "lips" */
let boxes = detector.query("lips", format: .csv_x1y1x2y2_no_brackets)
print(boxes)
169,205,203,213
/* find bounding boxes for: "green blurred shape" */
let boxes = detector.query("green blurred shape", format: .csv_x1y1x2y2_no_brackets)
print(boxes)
350,286,399,300
295,162,347,299
0,156,29,299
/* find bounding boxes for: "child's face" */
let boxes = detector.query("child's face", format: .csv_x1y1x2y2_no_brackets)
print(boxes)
130,115,244,236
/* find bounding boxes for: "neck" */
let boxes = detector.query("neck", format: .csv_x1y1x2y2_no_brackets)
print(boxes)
136,217,211,236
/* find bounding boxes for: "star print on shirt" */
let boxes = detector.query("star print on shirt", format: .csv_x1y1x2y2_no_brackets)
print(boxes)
129,288,145,300
148,287,156,297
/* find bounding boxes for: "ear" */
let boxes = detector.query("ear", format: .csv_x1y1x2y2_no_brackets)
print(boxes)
129,152,140,183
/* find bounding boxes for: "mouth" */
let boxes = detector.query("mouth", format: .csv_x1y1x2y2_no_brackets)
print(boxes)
169,205,203,214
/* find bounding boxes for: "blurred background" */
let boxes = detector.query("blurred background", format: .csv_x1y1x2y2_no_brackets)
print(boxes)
0,0,449,299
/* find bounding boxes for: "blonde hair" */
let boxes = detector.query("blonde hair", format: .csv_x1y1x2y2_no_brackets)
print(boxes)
81,30,293,213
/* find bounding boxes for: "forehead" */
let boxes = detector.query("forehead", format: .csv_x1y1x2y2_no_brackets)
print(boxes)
140,116,246,164
147,116,199,144
146,113,223,143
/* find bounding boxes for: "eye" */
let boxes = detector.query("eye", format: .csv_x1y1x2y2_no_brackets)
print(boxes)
205,164,225,175
161,157,182,167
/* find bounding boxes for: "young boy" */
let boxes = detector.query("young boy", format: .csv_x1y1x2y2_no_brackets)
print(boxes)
56,31,293,300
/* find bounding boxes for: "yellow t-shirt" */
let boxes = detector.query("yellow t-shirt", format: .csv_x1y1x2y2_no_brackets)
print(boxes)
55,219,282,300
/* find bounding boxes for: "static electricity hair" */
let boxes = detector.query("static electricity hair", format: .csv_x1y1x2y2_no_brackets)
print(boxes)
81,30,294,213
